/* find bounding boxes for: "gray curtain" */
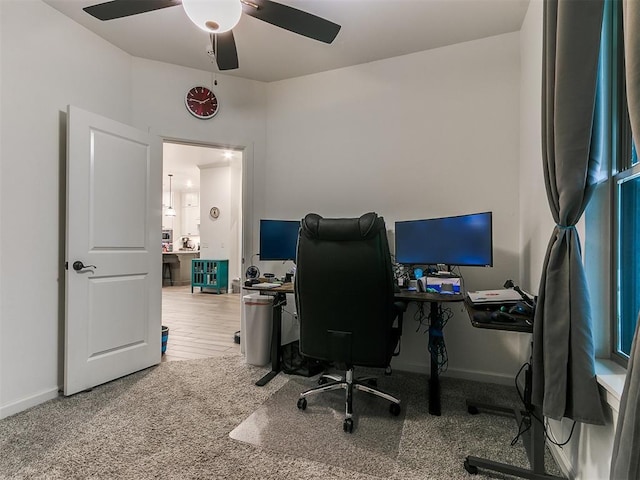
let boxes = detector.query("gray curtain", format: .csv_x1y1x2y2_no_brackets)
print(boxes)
610,2,640,478
611,316,640,479
533,0,605,425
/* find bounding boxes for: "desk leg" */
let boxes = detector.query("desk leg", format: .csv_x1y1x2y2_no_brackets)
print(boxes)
463,401,565,479
428,301,442,416
429,357,441,416
255,293,285,387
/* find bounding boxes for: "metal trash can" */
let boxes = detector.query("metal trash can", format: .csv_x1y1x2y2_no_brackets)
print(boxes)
242,293,274,366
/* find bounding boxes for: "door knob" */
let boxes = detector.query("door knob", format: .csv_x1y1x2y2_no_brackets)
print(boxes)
72,261,96,271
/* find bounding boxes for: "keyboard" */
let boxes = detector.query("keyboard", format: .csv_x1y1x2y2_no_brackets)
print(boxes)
252,282,282,289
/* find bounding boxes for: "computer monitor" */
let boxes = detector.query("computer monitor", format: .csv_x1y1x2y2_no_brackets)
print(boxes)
259,219,300,261
394,211,493,267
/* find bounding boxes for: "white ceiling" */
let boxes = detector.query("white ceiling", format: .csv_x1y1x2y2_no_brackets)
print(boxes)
43,0,530,83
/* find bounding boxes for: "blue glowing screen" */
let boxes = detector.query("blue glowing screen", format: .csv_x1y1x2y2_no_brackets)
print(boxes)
259,219,300,261
395,212,493,267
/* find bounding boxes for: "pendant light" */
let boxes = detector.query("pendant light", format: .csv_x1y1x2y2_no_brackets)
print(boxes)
165,174,176,217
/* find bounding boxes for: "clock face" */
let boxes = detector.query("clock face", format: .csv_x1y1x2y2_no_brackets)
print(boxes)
185,86,219,119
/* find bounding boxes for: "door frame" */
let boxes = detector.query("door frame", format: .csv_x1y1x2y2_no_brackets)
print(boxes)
161,136,254,288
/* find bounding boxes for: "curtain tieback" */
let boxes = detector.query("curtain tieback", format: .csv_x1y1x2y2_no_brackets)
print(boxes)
556,224,575,230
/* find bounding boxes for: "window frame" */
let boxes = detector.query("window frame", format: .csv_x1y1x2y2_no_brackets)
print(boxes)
606,0,636,365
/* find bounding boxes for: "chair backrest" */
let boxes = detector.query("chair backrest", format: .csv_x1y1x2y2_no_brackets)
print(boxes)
295,212,396,367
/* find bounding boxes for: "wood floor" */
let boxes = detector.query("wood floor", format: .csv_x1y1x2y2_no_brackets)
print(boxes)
161,285,241,362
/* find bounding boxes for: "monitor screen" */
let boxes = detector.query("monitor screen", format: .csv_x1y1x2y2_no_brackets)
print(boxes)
395,212,493,267
259,219,300,261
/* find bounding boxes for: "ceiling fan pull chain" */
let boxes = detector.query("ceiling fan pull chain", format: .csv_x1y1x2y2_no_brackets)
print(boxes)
207,33,218,85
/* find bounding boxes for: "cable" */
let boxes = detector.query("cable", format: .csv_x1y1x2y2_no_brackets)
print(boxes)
511,414,531,446
428,304,449,374
542,417,576,447
414,302,428,332
510,361,577,447
510,362,532,445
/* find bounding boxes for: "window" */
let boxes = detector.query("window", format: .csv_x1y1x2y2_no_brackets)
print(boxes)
598,0,638,360
615,144,638,357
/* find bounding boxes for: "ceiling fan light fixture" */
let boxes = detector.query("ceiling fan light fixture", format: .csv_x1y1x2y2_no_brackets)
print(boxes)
182,0,242,34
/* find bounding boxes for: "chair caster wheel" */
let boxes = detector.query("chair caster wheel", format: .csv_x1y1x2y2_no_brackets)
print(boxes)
463,459,478,474
467,405,479,415
389,403,401,416
297,398,307,410
318,377,328,385
343,418,354,433
385,366,392,375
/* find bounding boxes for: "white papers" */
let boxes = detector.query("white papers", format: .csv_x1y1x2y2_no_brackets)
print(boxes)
252,282,281,289
467,289,527,304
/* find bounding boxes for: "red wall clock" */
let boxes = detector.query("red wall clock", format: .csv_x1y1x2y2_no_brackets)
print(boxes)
185,86,219,119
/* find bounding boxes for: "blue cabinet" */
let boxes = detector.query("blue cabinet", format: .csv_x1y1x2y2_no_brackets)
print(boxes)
191,259,228,294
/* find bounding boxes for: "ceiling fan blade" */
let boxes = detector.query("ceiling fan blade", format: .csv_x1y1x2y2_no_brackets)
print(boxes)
242,0,340,44
83,0,182,21
214,31,239,71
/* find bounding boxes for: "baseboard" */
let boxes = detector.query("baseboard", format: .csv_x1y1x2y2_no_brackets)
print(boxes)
548,442,575,479
391,360,515,386
0,387,60,420
444,367,515,386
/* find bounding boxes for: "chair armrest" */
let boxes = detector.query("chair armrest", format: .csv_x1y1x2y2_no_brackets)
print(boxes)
393,301,407,337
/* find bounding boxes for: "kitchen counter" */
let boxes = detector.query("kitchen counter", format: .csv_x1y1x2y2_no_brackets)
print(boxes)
162,251,200,286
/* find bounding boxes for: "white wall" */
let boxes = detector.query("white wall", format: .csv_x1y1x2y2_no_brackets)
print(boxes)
130,57,267,285
264,33,526,381
200,164,232,263
519,2,616,478
0,1,267,418
519,0,552,295
229,156,243,283
0,0,134,417
0,0,4,407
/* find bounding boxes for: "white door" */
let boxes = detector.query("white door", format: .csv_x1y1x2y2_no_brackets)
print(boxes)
64,105,162,396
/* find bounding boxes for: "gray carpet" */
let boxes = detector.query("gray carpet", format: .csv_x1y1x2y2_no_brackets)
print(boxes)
230,376,407,477
0,355,562,479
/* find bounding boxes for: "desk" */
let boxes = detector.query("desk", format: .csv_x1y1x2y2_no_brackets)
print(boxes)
462,299,565,480
247,284,463,416
395,290,465,416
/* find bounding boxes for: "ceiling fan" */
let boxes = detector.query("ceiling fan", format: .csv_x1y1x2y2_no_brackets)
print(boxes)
82,0,341,71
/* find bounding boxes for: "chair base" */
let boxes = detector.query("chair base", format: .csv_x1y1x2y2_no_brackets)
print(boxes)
297,367,401,433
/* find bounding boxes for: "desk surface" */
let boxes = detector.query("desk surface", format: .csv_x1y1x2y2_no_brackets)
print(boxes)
244,283,467,302
395,289,465,303
244,282,294,294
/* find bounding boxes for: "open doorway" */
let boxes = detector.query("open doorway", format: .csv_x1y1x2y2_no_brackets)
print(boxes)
161,141,244,361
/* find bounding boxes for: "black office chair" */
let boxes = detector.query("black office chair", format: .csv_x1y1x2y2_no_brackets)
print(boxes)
294,212,406,433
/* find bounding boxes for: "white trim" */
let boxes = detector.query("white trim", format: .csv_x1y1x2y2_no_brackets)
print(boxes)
0,388,59,420
548,442,576,479
392,360,515,386
595,358,625,413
